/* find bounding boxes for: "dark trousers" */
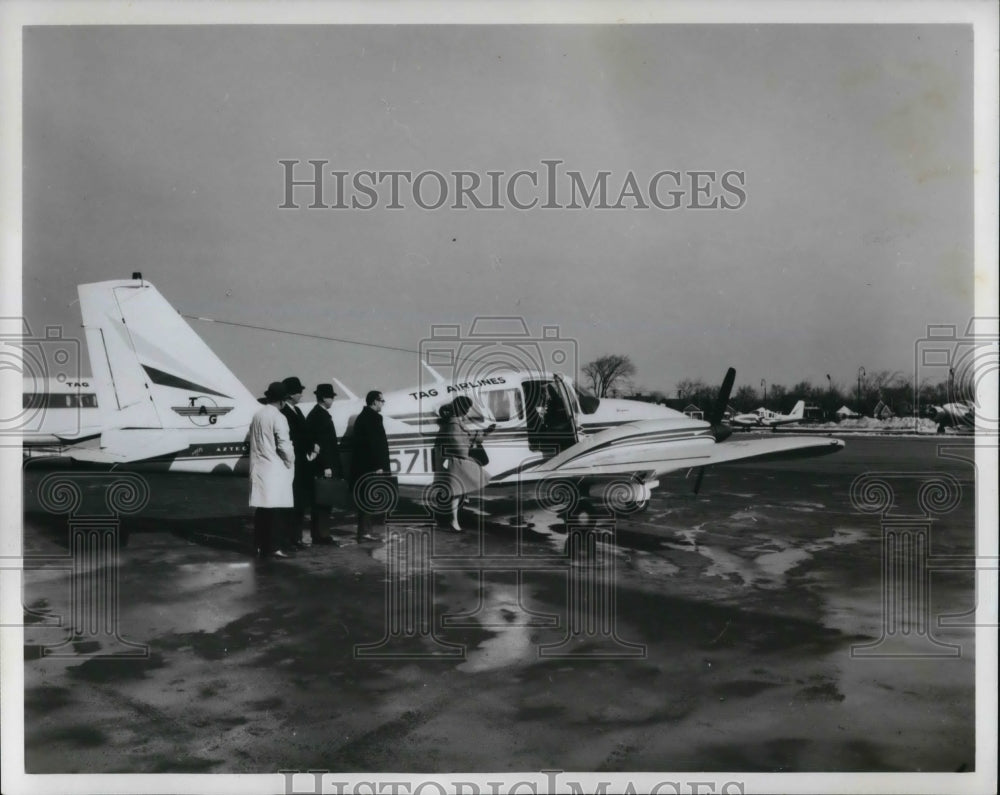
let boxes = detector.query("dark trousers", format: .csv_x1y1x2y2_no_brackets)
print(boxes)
253,508,289,557
356,509,385,540
311,496,331,540
289,462,315,544
351,472,391,540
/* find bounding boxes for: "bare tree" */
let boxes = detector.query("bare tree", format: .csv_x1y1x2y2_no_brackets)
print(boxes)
765,383,788,410
675,378,708,402
733,384,759,412
583,354,637,397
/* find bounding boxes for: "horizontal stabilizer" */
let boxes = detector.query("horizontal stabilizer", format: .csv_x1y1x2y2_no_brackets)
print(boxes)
68,429,190,463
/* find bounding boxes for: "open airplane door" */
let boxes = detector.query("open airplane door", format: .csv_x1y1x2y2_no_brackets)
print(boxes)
551,373,582,447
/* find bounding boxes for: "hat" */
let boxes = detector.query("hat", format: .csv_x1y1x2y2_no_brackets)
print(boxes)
452,395,473,416
263,381,287,401
314,383,337,400
282,376,305,394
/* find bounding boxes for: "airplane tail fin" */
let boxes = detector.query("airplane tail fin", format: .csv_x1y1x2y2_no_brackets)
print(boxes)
78,278,258,432
789,400,805,419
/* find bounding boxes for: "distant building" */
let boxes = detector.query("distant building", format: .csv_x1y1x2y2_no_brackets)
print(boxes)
872,400,894,420
836,405,861,419
659,398,703,418
803,403,824,422
682,403,704,420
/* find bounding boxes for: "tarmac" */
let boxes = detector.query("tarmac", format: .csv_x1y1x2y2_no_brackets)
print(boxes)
18,435,979,776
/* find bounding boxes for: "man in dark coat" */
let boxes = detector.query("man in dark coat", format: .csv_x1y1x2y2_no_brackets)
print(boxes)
281,376,317,548
306,383,342,545
349,389,391,542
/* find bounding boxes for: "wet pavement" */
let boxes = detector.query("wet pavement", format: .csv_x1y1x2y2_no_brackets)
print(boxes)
19,436,978,774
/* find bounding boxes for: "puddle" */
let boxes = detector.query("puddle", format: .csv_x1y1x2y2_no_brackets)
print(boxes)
820,527,868,547
627,552,680,578
677,527,867,589
138,561,257,634
673,525,706,548
174,561,254,590
753,548,811,580
456,585,539,673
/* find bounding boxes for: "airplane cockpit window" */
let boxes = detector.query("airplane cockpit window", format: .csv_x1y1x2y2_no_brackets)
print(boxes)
575,385,600,415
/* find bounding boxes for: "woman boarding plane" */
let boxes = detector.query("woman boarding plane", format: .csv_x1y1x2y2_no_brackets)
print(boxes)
433,396,495,532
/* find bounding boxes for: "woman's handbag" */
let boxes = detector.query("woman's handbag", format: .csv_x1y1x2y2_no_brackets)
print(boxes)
469,441,489,466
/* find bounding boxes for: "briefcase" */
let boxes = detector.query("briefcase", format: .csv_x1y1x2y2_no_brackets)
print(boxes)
313,476,350,510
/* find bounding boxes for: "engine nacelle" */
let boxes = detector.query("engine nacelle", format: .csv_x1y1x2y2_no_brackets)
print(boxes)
588,479,658,513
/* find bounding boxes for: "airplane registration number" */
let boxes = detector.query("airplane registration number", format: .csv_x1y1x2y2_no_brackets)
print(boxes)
388,446,432,475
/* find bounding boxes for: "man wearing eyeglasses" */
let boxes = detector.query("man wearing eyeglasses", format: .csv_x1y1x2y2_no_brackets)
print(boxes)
349,390,391,542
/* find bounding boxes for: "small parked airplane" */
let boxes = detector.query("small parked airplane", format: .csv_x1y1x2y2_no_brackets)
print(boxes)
49,276,843,513
20,377,103,457
927,402,975,434
730,400,806,430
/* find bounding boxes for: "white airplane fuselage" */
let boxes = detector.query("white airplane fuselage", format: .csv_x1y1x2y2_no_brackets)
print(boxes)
928,402,974,433
56,277,843,508
96,371,708,487
730,400,805,429
21,378,103,455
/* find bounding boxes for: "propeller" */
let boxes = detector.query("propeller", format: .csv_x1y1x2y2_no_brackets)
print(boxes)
693,367,736,495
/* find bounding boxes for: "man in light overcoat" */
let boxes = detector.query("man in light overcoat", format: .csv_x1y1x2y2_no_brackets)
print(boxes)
250,381,295,558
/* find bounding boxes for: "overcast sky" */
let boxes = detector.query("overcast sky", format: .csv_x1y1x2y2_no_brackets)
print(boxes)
21,23,974,398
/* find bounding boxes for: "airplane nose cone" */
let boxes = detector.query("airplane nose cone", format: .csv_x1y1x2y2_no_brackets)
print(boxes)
713,425,733,443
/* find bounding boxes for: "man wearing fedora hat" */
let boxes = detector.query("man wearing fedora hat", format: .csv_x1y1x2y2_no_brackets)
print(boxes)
350,389,391,542
249,381,295,559
306,383,342,544
281,376,319,549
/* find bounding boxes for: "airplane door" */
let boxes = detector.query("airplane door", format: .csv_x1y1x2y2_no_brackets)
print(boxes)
550,374,581,450
523,377,579,454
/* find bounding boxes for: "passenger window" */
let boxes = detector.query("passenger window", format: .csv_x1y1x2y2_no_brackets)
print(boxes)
486,389,524,423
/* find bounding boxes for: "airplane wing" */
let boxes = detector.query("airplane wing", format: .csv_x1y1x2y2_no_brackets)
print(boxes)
490,420,843,485
661,434,844,468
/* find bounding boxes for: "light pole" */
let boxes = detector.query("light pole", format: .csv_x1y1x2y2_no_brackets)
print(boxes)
826,374,832,420
760,379,767,408
857,366,865,414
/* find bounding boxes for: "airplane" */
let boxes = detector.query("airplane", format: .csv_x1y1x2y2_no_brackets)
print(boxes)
53,275,844,515
927,402,975,434
729,400,806,430
20,377,103,458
